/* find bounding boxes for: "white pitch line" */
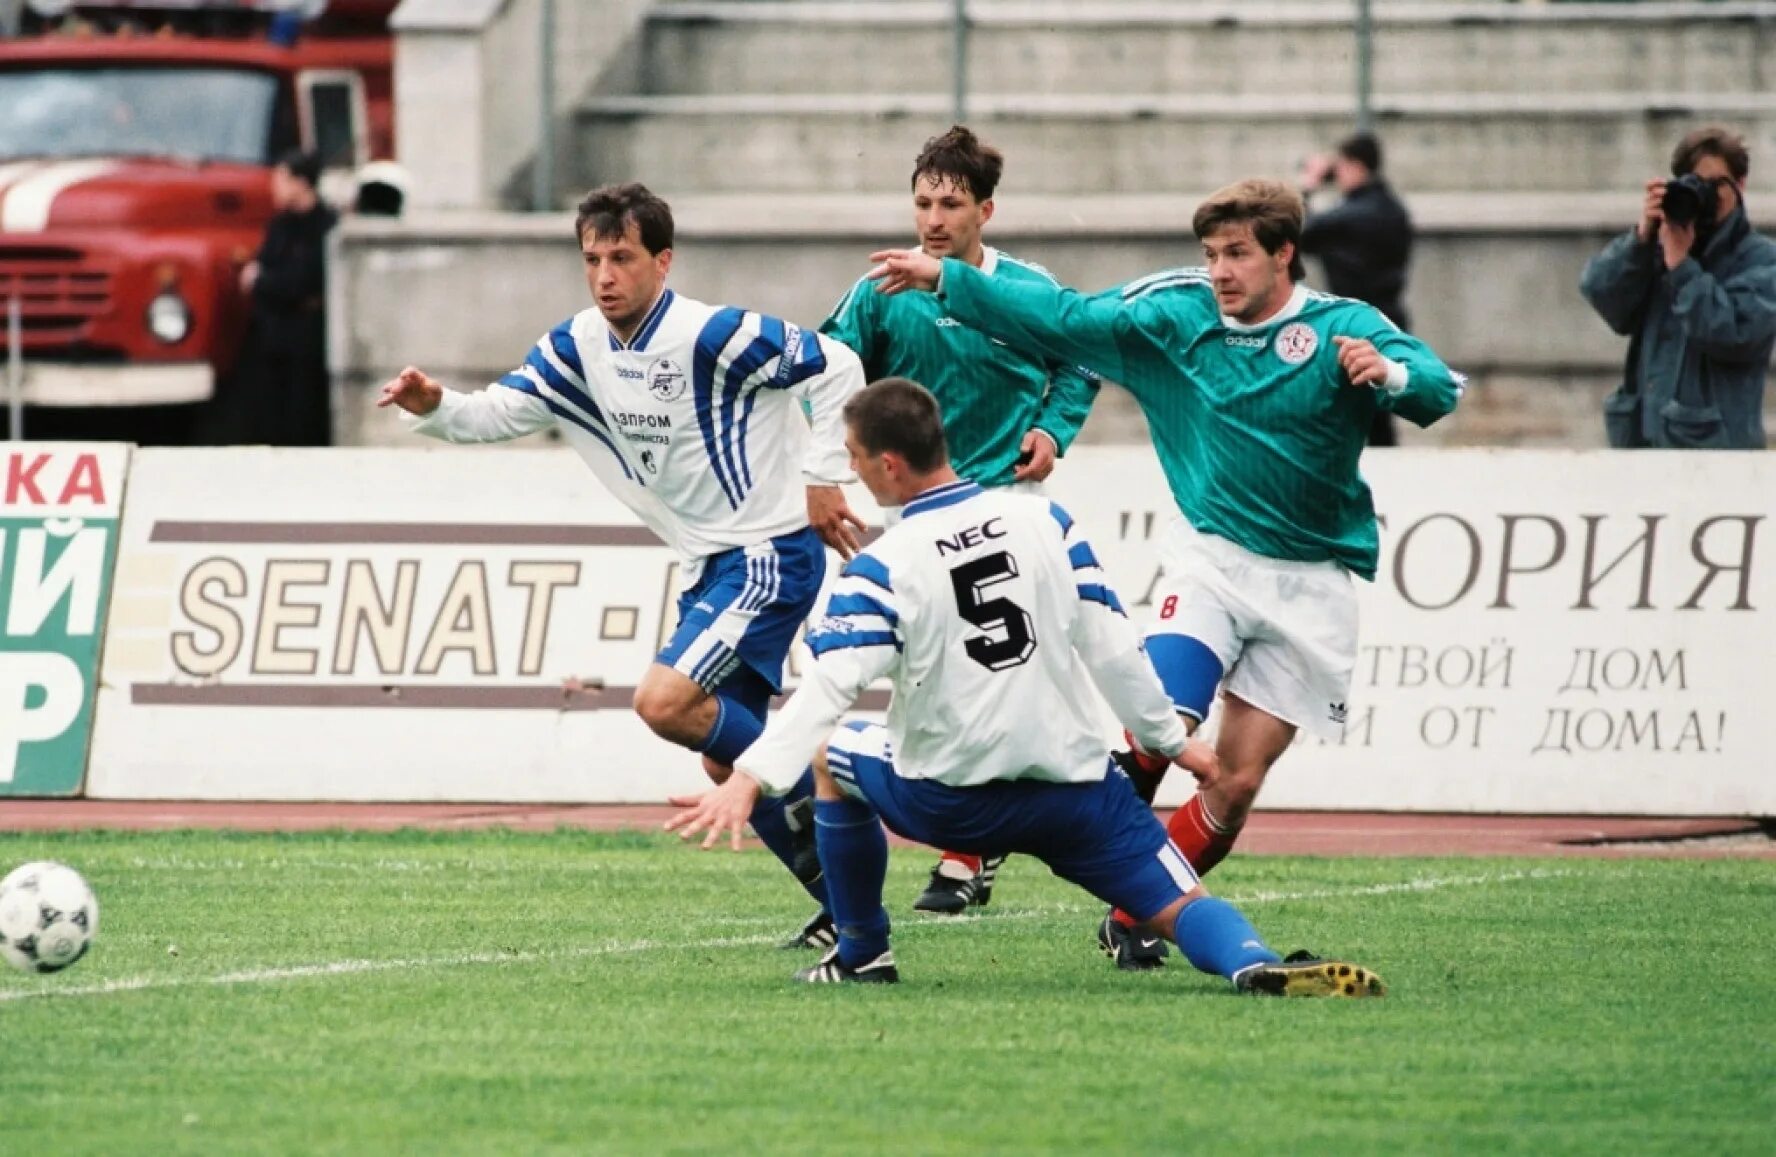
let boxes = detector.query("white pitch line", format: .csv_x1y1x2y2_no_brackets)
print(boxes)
0,869,1564,1006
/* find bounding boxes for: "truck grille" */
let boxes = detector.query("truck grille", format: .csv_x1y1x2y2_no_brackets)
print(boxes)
0,244,115,345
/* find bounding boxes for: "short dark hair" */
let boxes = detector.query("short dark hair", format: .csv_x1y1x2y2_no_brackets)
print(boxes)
278,149,322,189
844,378,949,473
911,125,1004,203
1336,132,1383,175
1193,179,1308,281
575,183,674,253
1672,124,1750,182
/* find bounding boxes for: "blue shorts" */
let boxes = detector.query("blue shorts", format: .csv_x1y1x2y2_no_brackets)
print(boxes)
825,723,1200,923
657,527,826,696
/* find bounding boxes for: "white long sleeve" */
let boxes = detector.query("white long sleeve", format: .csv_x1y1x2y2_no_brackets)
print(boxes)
793,334,865,485
736,636,899,795
735,557,904,793
1066,530,1189,759
407,383,555,443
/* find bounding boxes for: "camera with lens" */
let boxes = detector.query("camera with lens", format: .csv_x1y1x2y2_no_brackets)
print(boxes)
1661,173,1719,227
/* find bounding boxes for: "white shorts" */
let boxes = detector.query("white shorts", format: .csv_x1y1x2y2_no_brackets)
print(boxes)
1147,518,1358,740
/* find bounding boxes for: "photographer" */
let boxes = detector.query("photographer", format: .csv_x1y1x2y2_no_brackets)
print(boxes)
1580,125,1776,449
1299,133,1414,445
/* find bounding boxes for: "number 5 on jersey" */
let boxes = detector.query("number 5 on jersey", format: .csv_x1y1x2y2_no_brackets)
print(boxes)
950,552,1037,671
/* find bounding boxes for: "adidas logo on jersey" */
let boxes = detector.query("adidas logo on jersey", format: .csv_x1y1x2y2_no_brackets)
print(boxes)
1225,334,1267,349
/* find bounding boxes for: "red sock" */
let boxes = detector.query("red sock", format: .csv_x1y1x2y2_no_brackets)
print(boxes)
1109,795,1240,930
940,851,982,874
1166,793,1240,876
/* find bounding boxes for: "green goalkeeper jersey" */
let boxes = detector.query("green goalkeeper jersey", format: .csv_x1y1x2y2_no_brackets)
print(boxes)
822,247,1100,488
937,259,1462,580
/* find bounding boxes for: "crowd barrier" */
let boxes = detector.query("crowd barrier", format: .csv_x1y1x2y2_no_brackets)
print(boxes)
3,443,1770,815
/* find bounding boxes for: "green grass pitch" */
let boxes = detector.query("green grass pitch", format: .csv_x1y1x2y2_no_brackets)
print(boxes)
0,830,1769,1155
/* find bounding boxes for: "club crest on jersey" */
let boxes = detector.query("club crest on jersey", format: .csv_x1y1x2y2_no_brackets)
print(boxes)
1275,322,1318,365
648,358,686,402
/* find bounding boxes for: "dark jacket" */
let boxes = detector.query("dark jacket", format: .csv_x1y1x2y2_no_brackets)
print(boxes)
1299,180,1414,330
203,202,337,446
1580,205,1776,449
250,202,336,351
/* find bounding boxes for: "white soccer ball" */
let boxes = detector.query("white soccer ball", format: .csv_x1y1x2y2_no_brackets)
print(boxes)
0,861,98,975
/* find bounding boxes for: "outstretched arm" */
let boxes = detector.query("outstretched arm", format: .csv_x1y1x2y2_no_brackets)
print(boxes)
665,559,904,847
867,249,1160,385
379,365,554,443
737,559,904,794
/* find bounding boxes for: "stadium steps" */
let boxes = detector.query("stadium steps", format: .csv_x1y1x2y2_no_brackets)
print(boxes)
572,91,1776,195
637,1,1776,98
601,190,1645,236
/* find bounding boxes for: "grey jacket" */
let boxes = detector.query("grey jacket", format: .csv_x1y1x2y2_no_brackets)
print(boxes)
1579,206,1776,449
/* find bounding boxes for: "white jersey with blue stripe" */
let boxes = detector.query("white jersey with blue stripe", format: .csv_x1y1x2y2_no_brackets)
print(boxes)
736,481,1190,793
408,289,865,570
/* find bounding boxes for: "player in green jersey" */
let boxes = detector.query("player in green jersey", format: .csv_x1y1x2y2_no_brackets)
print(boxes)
865,179,1462,969
816,126,1101,921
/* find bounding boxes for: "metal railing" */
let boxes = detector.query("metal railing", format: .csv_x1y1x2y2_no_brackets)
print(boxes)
951,0,969,125
529,0,1391,209
7,295,21,441
533,0,556,213
943,0,1372,137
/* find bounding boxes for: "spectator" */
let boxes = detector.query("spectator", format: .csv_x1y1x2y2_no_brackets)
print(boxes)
1581,125,1776,449
204,149,337,445
1299,132,1414,446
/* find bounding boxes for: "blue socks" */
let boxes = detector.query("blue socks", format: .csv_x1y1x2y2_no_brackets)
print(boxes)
749,769,827,908
814,796,891,967
693,698,826,909
695,694,765,767
1173,896,1281,980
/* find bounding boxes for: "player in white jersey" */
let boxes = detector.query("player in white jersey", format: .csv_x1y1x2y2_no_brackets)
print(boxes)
666,379,1384,996
379,184,868,941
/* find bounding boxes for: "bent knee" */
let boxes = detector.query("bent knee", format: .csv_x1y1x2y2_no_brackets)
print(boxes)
632,668,699,732
630,686,673,732
1216,763,1267,811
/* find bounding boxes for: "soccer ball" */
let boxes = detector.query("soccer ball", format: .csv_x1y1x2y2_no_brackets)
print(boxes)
0,861,98,975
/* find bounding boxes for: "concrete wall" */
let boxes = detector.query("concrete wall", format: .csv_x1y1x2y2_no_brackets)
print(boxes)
327,198,1775,451
573,96,1776,195
639,3,1776,98
574,1,1776,196
392,0,653,210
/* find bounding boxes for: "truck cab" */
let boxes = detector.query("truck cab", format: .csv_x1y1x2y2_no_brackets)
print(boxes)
0,0,395,420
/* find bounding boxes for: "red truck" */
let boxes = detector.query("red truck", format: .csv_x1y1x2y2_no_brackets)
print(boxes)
0,0,397,435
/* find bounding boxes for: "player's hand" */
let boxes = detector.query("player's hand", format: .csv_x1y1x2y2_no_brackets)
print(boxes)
1171,738,1220,789
1659,217,1696,270
1333,336,1390,389
866,248,943,296
377,366,444,416
1637,178,1667,244
239,260,261,294
664,772,763,851
807,484,867,559
1013,429,1058,482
